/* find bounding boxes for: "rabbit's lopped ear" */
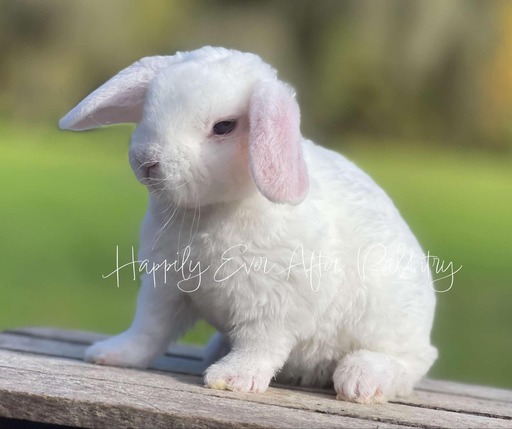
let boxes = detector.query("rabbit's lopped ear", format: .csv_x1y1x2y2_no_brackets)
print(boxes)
248,80,309,205
59,56,176,131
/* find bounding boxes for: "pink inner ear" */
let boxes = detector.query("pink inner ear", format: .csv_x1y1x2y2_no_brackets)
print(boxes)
249,81,309,205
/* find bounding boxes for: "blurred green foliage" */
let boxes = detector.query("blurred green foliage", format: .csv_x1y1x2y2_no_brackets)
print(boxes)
1,0,512,148
0,0,511,389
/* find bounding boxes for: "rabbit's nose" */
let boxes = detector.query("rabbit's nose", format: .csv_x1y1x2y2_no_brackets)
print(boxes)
141,161,160,179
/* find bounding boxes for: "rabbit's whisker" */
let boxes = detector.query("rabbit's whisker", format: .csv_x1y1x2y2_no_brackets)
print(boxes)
176,198,188,254
188,187,201,246
152,198,181,250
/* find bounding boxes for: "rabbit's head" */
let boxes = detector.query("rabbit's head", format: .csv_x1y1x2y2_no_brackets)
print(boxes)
60,47,309,207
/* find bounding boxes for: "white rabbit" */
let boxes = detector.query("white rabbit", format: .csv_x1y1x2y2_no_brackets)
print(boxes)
60,46,437,403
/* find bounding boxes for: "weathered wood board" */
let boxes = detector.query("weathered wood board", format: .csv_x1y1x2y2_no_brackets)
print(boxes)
0,327,511,428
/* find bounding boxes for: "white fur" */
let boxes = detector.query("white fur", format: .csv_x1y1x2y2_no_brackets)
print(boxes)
62,47,437,403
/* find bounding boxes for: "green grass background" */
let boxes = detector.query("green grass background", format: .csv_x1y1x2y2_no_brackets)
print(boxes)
1,121,511,388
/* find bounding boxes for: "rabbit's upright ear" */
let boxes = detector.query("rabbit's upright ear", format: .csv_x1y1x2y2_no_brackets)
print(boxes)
248,80,309,205
59,56,174,131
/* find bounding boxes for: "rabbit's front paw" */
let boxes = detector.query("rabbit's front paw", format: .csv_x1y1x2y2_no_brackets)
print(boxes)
204,357,273,393
334,350,409,404
84,332,158,368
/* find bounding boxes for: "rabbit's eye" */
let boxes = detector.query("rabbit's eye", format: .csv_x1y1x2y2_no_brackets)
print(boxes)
213,120,236,135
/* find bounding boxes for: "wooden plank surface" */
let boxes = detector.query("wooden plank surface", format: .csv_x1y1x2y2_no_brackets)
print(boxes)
0,327,511,429
0,350,411,429
417,377,512,403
